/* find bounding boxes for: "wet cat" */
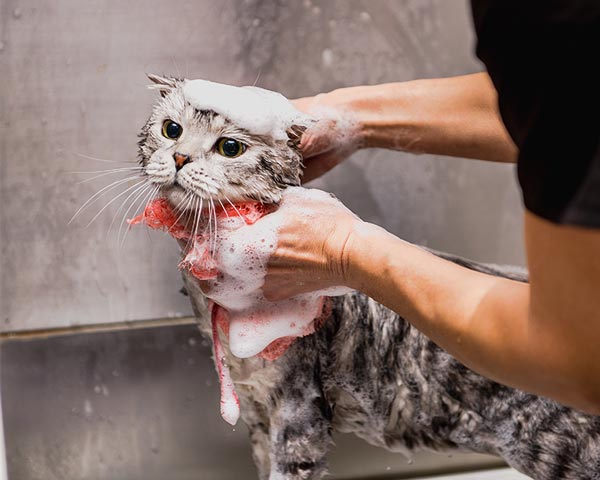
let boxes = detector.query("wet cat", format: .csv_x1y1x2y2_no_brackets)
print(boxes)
137,75,600,480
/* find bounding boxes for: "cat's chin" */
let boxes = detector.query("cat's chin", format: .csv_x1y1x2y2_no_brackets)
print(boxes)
161,185,197,211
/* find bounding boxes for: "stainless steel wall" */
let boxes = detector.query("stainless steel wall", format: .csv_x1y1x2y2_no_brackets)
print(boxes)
0,325,503,480
0,0,524,330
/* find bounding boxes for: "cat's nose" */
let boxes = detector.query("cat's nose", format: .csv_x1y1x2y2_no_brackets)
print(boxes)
173,152,191,170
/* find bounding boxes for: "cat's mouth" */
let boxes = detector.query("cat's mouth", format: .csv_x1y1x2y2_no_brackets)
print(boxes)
160,183,260,214
162,184,193,210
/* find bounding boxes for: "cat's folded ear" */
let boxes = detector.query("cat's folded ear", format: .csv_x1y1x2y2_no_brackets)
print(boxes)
146,74,181,97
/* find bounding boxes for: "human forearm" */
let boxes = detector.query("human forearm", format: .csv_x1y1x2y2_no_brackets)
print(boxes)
326,72,517,163
344,221,600,413
259,188,600,413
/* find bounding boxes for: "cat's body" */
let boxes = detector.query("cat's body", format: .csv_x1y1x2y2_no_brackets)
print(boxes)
138,76,600,480
183,258,600,480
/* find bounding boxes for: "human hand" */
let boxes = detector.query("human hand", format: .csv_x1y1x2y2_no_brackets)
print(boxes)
259,187,361,300
197,187,362,302
292,88,367,182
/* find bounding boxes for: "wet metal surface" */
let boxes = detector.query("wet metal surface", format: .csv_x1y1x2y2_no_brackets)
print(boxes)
0,323,503,480
1,0,524,332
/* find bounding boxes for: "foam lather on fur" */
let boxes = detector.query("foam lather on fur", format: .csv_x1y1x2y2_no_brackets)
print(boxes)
182,80,311,141
128,195,341,424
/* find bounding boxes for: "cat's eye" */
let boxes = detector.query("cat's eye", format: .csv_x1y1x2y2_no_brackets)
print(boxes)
216,137,246,158
162,120,182,140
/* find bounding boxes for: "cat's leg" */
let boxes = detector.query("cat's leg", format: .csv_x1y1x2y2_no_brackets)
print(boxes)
238,395,272,480
266,339,334,480
180,270,212,333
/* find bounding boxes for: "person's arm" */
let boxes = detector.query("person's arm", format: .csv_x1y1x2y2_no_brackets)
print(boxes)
295,72,518,182
344,213,600,414
262,189,600,415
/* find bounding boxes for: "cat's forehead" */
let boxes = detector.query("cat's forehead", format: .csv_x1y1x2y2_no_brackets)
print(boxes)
179,80,309,141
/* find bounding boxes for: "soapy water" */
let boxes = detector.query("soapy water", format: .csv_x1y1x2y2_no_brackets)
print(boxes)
129,187,351,424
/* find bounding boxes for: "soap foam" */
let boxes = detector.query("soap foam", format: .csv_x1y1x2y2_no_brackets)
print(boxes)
182,80,312,141
130,187,352,425
206,187,352,358
211,302,240,425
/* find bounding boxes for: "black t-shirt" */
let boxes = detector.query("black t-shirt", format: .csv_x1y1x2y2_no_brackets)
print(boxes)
471,0,600,227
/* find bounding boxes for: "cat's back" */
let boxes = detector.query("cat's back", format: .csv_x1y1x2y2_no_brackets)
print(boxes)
316,254,600,479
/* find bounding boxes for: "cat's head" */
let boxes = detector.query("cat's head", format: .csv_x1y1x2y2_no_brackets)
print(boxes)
138,74,311,210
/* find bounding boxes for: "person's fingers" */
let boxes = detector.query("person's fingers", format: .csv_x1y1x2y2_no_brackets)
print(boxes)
301,149,347,183
298,118,337,157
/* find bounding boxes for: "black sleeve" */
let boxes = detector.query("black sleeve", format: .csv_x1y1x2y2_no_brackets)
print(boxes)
471,0,600,227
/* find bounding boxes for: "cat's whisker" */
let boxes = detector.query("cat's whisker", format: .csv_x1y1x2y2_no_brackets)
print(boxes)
184,193,198,237
224,196,243,218
74,168,144,185
212,198,219,254
69,175,142,225
252,69,262,87
207,199,214,255
123,184,158,246
173,191,193,214
196,196,205,239
107,180,151,236
117,183,156,246
182,197,196,253
170,192,194,233
74,152,137,164
120,185,159,248
217,198,229,218
86,179,147,228
68,166,143,176
170,55,182,80
186,196,201,253
198,197,204,235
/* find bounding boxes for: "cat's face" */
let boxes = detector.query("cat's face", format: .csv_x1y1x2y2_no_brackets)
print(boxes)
138,75,307,211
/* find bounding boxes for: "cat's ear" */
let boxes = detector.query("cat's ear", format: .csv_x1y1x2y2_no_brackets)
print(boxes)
286,124,308,151
146,74,180,97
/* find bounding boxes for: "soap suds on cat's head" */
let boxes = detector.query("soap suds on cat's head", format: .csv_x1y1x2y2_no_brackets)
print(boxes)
139,76,309,206
182,80,312,141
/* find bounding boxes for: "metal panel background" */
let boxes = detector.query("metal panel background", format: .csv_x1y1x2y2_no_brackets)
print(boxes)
0,325,504,480
0,0,525,332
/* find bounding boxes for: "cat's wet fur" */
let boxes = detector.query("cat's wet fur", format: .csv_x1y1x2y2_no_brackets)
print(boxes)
140,76,600,480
